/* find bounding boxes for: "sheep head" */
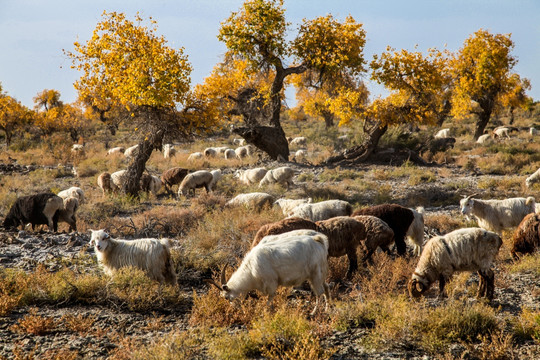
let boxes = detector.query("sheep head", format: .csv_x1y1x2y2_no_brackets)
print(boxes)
89,229,110,251
408,278,428,298
460,193,479,215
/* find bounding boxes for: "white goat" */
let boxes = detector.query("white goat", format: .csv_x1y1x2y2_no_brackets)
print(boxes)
287,199,352,222
205,229,330,315
406,207,425,256
89,229,176,285
177,170,214,197
525,168,540,188
409,228,502,299
460,194,536,233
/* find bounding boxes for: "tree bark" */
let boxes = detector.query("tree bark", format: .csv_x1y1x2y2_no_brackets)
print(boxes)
233,126,289,160
473,107,493,140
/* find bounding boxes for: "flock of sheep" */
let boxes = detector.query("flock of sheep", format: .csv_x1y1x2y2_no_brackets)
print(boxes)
3,135,540,315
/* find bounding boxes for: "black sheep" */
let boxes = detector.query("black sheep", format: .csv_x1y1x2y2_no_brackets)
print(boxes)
2,193,63,232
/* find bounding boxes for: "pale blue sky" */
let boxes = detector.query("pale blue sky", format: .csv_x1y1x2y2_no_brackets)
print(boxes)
1,0,538,108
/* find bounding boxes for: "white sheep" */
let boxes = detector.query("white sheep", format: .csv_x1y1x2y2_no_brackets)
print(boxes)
286,199,352,222
205,229,330,315
111,170,128,189
289,136,307,148
187,152,203,161
259,166,295,188
273,197,312,216
226,192,275,210
294,149,306,161
460,194,536,234
177,170,214,197
476,134,492,144
163,144,176,159
408,228,502,299
235,146,250,159
107,146,125,155
89,229,177,285
525,168,540,188
434,128,450,139
224,149,238,160
235,168,267,185
406,207,425,256
57,187,85,204
529,127,539,136
57,196,79,232
209,169,222,190
204,147,217,157
492,127,510,139
124,144,139,158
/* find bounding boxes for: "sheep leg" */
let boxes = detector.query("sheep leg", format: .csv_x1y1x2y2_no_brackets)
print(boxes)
394,233,407,256
324,282,331,311
477,271,487,298
438,275,447,299
346,250,359,279
482,269,495,300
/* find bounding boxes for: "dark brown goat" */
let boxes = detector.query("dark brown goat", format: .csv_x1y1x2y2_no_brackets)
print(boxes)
511,213,540,258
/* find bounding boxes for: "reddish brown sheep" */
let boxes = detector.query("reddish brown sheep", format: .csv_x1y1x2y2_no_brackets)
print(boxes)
511,213,540,258
353,215,395,262
160,167,189,194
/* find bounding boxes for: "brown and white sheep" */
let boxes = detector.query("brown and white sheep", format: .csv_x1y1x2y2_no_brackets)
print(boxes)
510,213,540,258
2,193,63,232
353,215,395,262
97,172,118,195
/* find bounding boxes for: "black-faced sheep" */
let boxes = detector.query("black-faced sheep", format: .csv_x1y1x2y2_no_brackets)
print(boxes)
408,228,502,300
177,170,214,197
287,199,352,222
206,229,330,315
460,194,536,234
510,213,540,258
2,193,63,232
89,229,177,285
226,193,275,211
251,216,366,278
352,204,415,256
160,167,189,194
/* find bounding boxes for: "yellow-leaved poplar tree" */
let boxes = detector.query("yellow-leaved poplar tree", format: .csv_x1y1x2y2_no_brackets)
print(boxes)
0,84,33,146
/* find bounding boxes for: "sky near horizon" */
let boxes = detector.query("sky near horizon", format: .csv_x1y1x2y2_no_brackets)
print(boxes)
1,0,539,108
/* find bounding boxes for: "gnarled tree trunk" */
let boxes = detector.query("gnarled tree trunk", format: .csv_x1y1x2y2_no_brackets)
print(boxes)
234,126,289,160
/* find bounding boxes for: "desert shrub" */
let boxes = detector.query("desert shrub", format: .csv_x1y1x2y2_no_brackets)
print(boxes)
510,308,540,343
425,213,468,235
507,253,540,275
10,307,57,335
129,206,199,238
126,330,208,360
318,167,362,182
60,313,97,334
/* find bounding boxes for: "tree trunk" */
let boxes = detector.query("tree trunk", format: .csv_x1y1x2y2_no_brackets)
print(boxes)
323,111,334,128
324,121,388,166
233,126,289,160
474,109,492,140
509,106,515,125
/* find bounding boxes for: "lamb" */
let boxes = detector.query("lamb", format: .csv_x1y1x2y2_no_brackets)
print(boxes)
163,144,176,159
187,152,203,161
160,167,189,193
57,186,85,204
234,168,267,185
288,200,353,222
259,166,295,188
460,194,536,233
97,172,118,195
273,197,312,216
352,204,416,256
57,196,78,232
408,228,502,300
206,229,330,315
2,193,63,232
177,170,214,197
89,229,176,285
353,215,395,261
525,168,540,188
226,193,275,211
124,144,139,158
406,207,425,256
140,174,162,195
107,146,125,155
251,216,366,278
434,128,451,139
510,213,540,258
289,136,307,147
224,149,238,160
476,134,492,144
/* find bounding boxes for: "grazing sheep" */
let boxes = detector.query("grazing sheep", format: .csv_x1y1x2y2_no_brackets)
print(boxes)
352,204,415,256
289,136,307,147
2,193,63,232
530,127,539,136
224,149,238,160
235,146,250,159
406,207,426,256
259,166,295,188
408,228,502,300
188,152,203,161
163,144,176,159
57,187,85,204
353,215,395,261
235,168,267,185
111,170,128,189
160,167,189,193
525,168,540,188
89,229,176,285
273,198,312,216
124,144,139,158
460,194,536,233
226,193,275,211
215,146,229,155
294,149,306,161
177,170,214,197
493,127,510,139
97,172,118,195
288,200,353,222
510,213,540,258
232,138,243,146
434,128,451,139
204,147,217,157
251,217,366,278
140,174,162,195
57,196,78,232
206,229,330,315
209,169,222,190
107,146,125,155
476,134,492,144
